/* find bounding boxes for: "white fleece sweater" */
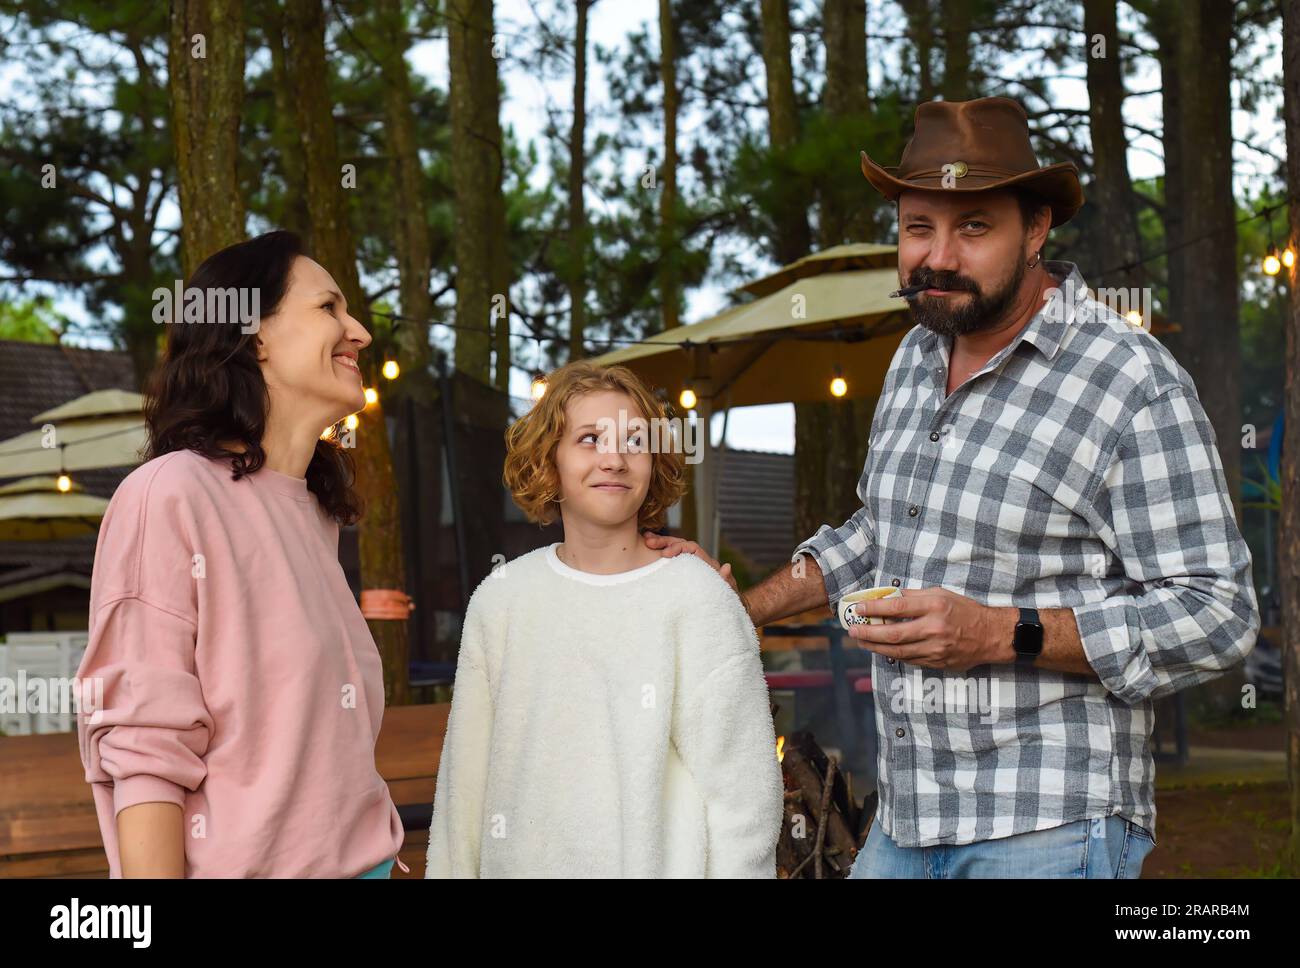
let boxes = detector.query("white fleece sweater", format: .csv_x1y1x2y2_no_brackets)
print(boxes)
424,543,784,878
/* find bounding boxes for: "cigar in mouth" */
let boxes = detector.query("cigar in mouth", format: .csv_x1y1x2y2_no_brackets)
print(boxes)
889,283,930,299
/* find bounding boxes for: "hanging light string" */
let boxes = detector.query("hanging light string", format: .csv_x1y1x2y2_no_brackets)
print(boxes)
1098,194,1295,281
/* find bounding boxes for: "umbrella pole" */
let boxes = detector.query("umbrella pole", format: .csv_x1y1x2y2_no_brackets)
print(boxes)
694,380,715,560
711,393,731,559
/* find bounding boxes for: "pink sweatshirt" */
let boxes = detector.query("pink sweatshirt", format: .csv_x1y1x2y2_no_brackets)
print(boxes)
76,448,406,877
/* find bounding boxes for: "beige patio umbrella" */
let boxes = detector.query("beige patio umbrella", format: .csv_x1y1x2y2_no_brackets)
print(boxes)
0,389,147,480
0,476,109,541
592,243,914,557
597,243,911,407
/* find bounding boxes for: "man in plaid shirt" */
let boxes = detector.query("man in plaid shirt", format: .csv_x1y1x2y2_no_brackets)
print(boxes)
647,97,1258,878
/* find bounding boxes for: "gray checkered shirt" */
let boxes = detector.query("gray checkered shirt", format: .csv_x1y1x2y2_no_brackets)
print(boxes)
794,261,1259,849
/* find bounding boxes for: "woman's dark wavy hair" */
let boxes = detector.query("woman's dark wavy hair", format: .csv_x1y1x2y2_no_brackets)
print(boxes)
144,230,363,526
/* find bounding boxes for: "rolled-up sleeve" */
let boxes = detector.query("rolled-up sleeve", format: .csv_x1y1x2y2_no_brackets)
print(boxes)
77,595,213,816
1073,386,1260,704
794,505,879,607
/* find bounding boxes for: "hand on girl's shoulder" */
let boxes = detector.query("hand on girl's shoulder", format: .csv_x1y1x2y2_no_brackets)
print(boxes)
662,550,744,604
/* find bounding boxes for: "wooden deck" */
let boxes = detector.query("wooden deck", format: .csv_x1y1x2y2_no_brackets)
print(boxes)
0,702,449,878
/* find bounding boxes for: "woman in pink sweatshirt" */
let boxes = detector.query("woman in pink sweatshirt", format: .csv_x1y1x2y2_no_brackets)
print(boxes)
76,230,406,878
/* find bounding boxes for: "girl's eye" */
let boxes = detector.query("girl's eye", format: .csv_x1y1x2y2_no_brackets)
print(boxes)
321,301,336,312
627,435,645,452
579,432,598,444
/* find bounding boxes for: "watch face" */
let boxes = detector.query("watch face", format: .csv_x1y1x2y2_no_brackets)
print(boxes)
1015,621,1044,655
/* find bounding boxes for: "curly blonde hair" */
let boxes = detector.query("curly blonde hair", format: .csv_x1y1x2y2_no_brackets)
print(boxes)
504,361,687,530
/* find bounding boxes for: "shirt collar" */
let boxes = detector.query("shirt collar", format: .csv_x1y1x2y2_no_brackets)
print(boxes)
917,260,1088,365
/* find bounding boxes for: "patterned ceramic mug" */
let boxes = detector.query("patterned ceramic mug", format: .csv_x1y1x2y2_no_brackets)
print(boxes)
837,585,902,631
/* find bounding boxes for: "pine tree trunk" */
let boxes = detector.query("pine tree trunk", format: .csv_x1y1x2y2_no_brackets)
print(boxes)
376,0,434,381
939,0,973,100
446,0,508,589
1147,0,1185,331
284,0,410,705
1084,0,1144,294
759,0,811,265
372,0,439,673
261,4,309,238
1173,0,1242,526
568,0,591,360
168,0,246,279
900,0,934,102
447,0,510,388
820,0,871,248
659,0,680,333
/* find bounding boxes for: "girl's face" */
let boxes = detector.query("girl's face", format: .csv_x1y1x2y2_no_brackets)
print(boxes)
256,255,372,427
554,390,653,530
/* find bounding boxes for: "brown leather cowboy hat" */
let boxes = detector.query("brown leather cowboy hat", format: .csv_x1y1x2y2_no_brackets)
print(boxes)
860,96,1084,227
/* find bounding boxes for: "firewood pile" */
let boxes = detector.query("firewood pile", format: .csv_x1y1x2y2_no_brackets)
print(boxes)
776,730,876,879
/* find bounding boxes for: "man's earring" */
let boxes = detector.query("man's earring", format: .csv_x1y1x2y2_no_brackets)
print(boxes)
1027,251,1042,268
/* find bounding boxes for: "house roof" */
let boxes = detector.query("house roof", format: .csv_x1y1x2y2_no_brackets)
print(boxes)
0,340,137,445
717,447,795,574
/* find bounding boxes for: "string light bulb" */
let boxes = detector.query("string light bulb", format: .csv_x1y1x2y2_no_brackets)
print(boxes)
56,443,70,493
345,413,359,430
830,365,848,398
679,384,698,410
382,359,400,380
1258,242,1279,278
530,371,548,400
364,386,379,406
1125,310,1143,328
1283,246,1297,269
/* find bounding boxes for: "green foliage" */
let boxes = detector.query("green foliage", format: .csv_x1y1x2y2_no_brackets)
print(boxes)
0,0,176,373
0,295,64,342
1242,454,1281,512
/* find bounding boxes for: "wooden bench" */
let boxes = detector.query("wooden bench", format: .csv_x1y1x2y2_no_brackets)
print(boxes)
0,702,450,879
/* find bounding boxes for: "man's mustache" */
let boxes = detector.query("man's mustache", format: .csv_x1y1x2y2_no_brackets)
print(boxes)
905,270,979,293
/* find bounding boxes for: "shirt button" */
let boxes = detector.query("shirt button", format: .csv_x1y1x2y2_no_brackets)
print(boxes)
908,505,918,516
891,578,901,586
929,431,940,442
887,657,896,665
895,727,906,738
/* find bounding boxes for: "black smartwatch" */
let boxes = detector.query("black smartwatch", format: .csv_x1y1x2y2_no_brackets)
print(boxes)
1013,607,1043,665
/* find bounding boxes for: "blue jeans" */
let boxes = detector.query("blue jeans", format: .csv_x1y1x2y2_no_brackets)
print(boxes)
848,815,1155,878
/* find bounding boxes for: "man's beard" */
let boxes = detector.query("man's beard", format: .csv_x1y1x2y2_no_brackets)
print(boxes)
903,256,1027,339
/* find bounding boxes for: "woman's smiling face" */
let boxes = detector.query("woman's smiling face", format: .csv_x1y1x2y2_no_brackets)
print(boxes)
255,255,372,425
553,390,653,530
